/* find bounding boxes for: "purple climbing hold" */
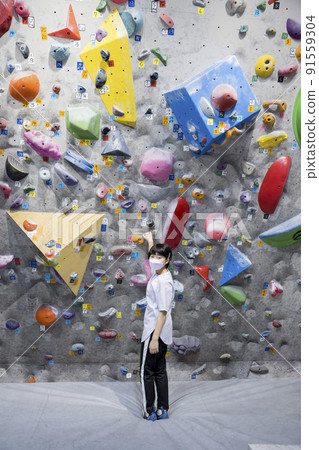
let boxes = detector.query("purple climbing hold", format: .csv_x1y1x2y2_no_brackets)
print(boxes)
121,198,135,209
173,260,185,270
6,319,20,330
10,194,24,209
113,105,125,117
240,190,251,204
96,28,108,42
286,18,301,40
140,147,175,182
93,268,107,278
24,130,61,160
44,355,53,361
217,162,227,171
62,309,75,319
211,84,238,112
54,163,79,186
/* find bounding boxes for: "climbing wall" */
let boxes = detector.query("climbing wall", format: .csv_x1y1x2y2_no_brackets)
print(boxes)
0,0,301,383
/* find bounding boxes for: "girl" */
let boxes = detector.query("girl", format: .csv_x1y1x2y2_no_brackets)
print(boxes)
139,232,174,421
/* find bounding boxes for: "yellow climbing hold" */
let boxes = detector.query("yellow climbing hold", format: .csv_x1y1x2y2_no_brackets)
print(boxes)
257,130,288,148
80,8,136,128
255,54,275,78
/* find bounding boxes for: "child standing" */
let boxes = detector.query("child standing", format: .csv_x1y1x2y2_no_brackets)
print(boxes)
139,232,174,421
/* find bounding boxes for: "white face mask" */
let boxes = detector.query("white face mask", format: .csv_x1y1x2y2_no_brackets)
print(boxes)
149,258,166,270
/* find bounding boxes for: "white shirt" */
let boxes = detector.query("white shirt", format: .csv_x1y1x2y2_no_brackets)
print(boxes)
141,267,175,345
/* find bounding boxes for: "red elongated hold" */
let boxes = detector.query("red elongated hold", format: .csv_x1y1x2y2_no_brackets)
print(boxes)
161,196,190,250
160,13,174,28
258,156,292,215
194,265,214,291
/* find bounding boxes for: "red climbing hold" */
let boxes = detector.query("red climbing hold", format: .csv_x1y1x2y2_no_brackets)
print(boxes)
48,4,80,40
0,0,14,39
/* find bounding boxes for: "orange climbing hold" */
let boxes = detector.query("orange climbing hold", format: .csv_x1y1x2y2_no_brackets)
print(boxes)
48,4,80,40
9,71,40,102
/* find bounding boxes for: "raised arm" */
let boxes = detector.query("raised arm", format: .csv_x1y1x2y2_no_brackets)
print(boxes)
143,231,154,252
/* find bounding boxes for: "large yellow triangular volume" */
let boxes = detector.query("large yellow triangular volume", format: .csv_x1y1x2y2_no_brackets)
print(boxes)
80,7,136,128
7,211,105,295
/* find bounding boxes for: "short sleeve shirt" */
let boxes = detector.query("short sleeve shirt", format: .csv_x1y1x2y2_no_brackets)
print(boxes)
141,268,175,345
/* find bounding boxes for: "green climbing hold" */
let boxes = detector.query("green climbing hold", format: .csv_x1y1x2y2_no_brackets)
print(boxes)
239,25,248,34
23,183,35,194
221,285,247,306
151,47,168,66
229,110,237,119
94,243,104,256
66,104,100,140
257,1,266,11
96,0,107,12
292,88,301,147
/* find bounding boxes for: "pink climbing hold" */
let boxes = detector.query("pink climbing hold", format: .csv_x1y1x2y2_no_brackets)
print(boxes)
95,182,108,199
0,118,7,129
0,254,15,269
211,84,238,112
160,13,174,28
14,0,30,19
0,0,14,39
268,279,283,297
24,130,61,160
130,260,152,286
204,213,230,240
0,181,12,194
278,62,299,77
140,147,175,182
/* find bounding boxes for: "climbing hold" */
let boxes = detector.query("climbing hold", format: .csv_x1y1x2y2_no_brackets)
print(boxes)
0,181,11,195
262,113,276,127
77,84,86,94
122,185,129,197
121,198,135,209
115,268,125,280
263,100,287,113
150,72,158,81
211,311,220,319
258,156,292,215
6,319,20,330
286,18,301,40
219,244,251,286
242,161,255,176
95,182,108,199
272,320,282,328
255,55,275,78
93,243,104,257
257,1,266,11
6,61,15,73
293,88,301,147
96,0,107,11
257,130,288,148
98,329,118,339
192,188,204,200
241,235,252,245
54,163,79,186
265,27,276,36
240,190,251,204
160,13,174,28
52,83,61,94
239,25,248,34
96,28,108,42
295,45,301,61
113,105,125,117
98,307,118,319
199,97,215,118
173,261,184,270
220,353,231,363
9,71,40,102
171,336,201,355
132,234,145,245
39,167,51,181
268,279,283,297
242,333,249,339
204,213,230,240
101,126,110,136
24,130,61,160
0,118,7,129
150,47,168,66
161,196,190,250
48,4,80,40
182,173,195,184
250,362,269,374
278,62,298,77
23,219,37,232
137,183,173,202
35,304,58,326
140,147,175,182
100,49,110,61
138,49,150,61
193,0,206,7
259,213,301,248
265,311,272,317
16,41,29,59
183,247,199,259
72,343,84,352
220,285,247,306
194,265,214,291
110,245,132,256
66,104,100,140
0,255,14,268
101,129,131,157
211,84,237,112
95,68,107,89
50,45,70,61
0,0,14,39
192,364,207,376
122,8,143,34
260,330,270,338
51,123,60,132
225,0,247,16
5,155,29,181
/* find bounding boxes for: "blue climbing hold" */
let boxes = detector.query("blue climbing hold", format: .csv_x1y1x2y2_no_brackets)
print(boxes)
6,61,15,73
219,244,252,286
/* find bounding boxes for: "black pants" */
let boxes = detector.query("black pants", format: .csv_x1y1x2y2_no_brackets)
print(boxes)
140,330,169,415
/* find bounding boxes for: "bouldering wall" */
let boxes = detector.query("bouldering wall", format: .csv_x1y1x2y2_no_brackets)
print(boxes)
0,0,301,383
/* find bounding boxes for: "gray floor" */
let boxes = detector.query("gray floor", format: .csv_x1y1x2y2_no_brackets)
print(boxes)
0,377,300,450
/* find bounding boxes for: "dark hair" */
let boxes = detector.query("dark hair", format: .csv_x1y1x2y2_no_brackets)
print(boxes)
148,243,172,269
